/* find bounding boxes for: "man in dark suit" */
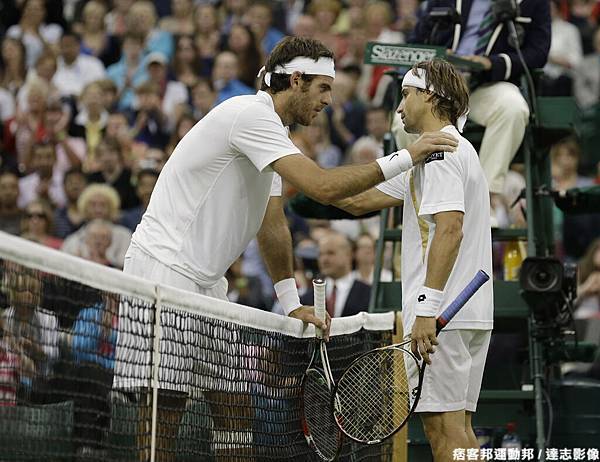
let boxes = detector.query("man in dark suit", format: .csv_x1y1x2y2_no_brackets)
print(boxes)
300,231,371,318
392,0,551,227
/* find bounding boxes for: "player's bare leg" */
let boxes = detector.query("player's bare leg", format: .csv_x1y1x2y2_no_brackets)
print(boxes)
421,410,473,462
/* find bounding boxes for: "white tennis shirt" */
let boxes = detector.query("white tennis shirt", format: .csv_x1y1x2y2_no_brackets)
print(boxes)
131,91,301,287
376,125,494,331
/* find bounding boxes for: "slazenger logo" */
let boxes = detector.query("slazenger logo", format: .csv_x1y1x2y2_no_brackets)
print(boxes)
425,152,445,163
370,45,438,66
418,294,426,302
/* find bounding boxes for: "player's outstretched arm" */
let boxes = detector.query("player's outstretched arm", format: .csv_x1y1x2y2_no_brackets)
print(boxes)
334,188,403,216
272,131,458,205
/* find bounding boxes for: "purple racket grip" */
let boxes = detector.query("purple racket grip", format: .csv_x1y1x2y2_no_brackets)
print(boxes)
436,270,490,333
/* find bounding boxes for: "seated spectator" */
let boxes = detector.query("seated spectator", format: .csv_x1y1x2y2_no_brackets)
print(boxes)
126,1,174,60
193,4,221,76
97,79,120,113
298,112,342,167
129,82,170,149
87,138,139,210
0,170,25,236
300,231,371,318
245,0,285,55
120,168,159,232
226,257,267,310
292,14,317,39
145,52,188,128
44,98,86,176
1,37,27,96
65,292,118,456
211,51,255,105
576,238,600,320
542,0,583,96
69,82,109,171
15,53,59,114
1,265,60,403
190,78,216,121
0,72,16,123
6,80,50,172
106,33,148,111
105,110,134,162
20,199,63,250
352,232,393,285
52,30,107,99
159,0,195,36
347,136,380,165
223,23,263,89
75,0,122,68
6,0,63,68
365,106,388,153
54,167,88,239
105,0,133,38
18,141,66,209
326,70,366,152
0,316,25,406
61,184,132,268
574,26,600,109
171,35,204,91
81,219,115,267
551,137,600,260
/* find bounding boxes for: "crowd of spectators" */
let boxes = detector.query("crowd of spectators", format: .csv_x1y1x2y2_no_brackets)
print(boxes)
0,0,599,343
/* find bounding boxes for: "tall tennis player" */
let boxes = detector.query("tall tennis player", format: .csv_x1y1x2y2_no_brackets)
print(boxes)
331,59,494,462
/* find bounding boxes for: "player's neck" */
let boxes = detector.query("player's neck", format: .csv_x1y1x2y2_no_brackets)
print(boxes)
418,113,453,134
269,91,294,126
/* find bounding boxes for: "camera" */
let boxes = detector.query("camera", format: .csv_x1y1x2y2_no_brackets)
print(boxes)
519,257,577,323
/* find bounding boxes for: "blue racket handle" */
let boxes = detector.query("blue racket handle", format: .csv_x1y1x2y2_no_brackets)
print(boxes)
436,270,490,333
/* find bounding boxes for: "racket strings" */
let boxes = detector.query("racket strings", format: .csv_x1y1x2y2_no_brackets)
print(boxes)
303,369,340,460
334,348,415,442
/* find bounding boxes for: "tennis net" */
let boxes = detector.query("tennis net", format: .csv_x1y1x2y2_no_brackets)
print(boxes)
0,231,395,461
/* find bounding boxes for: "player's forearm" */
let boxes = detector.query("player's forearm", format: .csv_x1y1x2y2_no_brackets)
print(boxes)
256,212,294,283
425,226,463,291
313,162,385,205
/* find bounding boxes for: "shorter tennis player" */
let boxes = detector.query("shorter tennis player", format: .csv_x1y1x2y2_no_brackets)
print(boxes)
334,59,493,462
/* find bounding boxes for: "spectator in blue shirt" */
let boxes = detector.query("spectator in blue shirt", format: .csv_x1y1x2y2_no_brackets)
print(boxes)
212,51,255,105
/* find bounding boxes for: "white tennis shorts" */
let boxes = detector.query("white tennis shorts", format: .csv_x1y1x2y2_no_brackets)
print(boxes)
406,329,492,413
113,244,229,392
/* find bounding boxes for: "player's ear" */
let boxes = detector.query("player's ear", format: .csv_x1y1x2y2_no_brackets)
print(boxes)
290,71,303,88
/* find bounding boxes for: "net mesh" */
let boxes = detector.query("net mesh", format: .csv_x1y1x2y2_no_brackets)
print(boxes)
334,347,416,443
0,232,394,461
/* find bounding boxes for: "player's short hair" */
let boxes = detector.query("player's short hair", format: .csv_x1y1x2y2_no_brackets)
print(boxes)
260,36,334,93
412,59,470,128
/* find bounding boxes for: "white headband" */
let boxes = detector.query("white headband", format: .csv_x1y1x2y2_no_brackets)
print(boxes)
258,56,336,86
402,67,469,132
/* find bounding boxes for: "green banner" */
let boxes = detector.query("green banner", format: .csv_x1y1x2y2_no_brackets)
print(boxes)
363,42,445,66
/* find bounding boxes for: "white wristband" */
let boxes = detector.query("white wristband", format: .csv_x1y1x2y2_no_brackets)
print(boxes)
274,278,302,316
375,149,413,180
415,286,443,317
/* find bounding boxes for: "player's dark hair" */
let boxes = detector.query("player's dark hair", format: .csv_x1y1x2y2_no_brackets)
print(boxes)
412,59,469,128
260,36,334,94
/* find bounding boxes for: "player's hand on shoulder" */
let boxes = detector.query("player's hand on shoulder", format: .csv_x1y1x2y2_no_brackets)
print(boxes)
407,131,459,165
410,316,439,365
288,306,331,341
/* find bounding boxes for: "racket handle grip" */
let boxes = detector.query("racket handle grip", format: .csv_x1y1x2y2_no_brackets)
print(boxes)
313,278,327,339
436,270,489,333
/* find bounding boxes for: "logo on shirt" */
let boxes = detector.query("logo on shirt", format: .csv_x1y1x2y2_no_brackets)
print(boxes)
425,152,444,164
418,294,426,303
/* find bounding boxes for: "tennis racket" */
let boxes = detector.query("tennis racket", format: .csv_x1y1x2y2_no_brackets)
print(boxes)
332,270,490,444
300,278,342,461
